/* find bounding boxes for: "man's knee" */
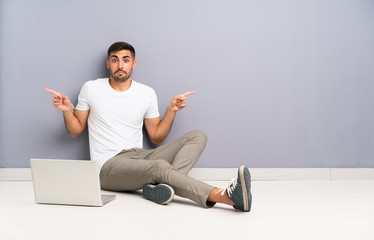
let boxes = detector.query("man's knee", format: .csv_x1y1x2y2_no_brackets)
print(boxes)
189,129,208,145
150,159,172,173
149,159,173,183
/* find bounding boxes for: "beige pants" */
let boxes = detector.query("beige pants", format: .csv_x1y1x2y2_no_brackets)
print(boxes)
100,130,216,208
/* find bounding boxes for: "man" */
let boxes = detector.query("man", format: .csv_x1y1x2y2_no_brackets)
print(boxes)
45,41,252,211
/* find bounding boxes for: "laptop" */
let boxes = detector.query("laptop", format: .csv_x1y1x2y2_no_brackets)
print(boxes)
30,158,116,207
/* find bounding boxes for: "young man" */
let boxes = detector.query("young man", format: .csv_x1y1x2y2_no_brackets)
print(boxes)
45,42,252,211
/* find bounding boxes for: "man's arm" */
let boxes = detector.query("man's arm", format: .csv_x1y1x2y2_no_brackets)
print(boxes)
145,91,195,145
45,88,89,138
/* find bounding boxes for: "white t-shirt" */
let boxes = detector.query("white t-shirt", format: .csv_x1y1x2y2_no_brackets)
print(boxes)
76,78,160,169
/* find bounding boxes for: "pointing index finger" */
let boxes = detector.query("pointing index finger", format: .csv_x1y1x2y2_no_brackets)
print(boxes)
44,88,62,97
181,91,195,97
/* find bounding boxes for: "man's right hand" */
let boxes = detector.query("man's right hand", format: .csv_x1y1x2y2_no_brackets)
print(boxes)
44,88,73,113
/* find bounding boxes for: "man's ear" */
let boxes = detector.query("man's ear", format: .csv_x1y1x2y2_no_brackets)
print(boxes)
133,60,137,69
106,59,109,69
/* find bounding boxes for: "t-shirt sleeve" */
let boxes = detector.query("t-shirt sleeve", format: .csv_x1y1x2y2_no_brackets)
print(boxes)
76,81,90,111
145,89,160,119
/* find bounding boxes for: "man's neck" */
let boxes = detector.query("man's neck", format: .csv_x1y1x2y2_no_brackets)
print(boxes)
109,78,132,92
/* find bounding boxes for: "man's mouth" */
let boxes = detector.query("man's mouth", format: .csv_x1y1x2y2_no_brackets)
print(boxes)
115,70,126,74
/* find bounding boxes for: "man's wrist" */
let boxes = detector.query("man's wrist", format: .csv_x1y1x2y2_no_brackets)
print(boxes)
167,105,177,114
63,104,75,114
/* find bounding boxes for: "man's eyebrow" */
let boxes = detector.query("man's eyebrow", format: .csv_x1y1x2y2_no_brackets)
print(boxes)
110,55,130,59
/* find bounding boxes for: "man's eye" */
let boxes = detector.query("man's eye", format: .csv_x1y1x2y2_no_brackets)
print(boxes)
125,59,129,63
112,59,117,63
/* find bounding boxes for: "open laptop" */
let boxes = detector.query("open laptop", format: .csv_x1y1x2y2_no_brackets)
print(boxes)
30,159,116,207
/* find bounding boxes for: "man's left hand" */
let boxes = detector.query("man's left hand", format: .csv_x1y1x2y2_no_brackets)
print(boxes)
169,91,195,112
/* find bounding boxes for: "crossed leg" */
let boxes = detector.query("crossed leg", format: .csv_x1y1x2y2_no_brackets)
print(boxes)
100,130,218,207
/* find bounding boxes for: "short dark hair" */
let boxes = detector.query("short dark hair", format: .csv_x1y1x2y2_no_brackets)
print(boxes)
107,42,135,59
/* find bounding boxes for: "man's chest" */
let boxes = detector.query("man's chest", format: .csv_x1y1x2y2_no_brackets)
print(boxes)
89,93,149,126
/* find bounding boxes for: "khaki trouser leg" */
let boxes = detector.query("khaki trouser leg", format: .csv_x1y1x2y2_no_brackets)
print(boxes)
100,130,216,208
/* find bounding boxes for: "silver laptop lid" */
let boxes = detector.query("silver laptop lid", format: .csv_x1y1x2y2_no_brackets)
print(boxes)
30,159,114,206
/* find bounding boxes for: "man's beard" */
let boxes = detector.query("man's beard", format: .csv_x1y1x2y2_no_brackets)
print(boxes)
111,69,133,83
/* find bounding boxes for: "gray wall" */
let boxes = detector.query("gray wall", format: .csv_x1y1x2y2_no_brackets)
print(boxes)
1,0,373,168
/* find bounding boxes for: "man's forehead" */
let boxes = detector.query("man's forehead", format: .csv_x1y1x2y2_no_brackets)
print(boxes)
110,50,132,58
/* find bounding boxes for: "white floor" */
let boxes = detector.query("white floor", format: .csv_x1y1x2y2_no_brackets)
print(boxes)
1,180,374,240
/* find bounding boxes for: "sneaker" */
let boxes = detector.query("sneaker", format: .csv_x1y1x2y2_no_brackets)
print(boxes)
221,165,252,212
142,184,175,205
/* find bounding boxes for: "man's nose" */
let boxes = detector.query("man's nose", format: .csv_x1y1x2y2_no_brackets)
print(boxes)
118,60,125,69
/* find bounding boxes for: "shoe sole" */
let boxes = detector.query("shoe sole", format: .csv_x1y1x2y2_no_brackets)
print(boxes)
239,165,251,212
143,184,175,205
160,184,175,205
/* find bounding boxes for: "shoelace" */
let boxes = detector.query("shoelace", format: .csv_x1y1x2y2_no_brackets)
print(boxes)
216,177,238,197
